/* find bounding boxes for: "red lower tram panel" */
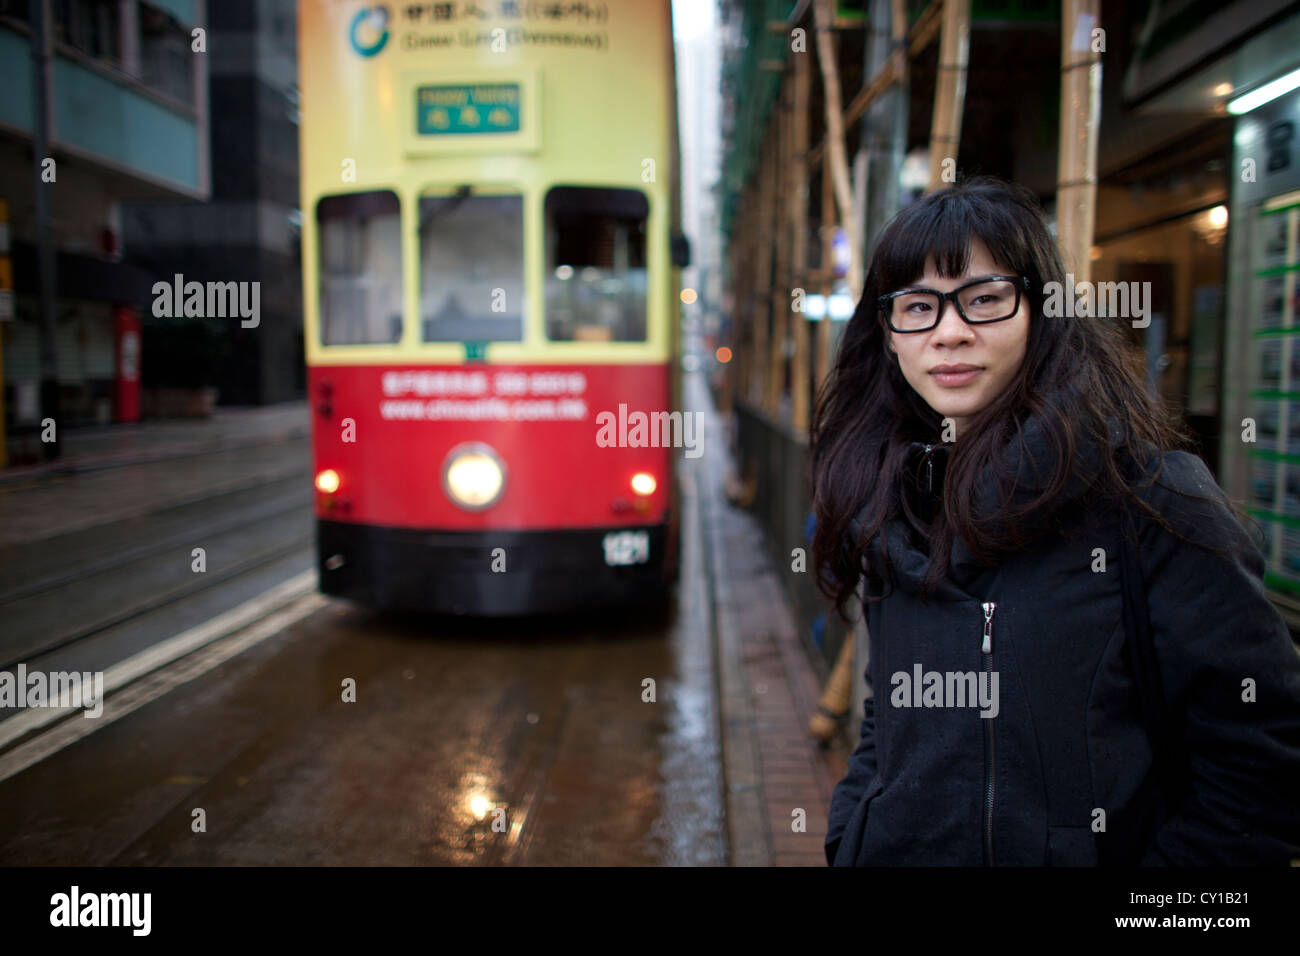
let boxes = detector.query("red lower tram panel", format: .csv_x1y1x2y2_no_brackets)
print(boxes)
309,363,681,614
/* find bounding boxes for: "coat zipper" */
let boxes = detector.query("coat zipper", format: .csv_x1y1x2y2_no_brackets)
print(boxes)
981,601,997,865
923,444,934,493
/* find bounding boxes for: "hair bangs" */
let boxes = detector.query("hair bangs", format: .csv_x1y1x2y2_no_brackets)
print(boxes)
873,189,1044,299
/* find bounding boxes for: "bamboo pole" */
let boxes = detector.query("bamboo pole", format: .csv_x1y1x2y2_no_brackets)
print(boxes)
842,61,896,133
909,0,943,57
791,46,812,435
749,192,760,397
752,131,774,407
782,66,795,421
726,207,742,411
1056,0,1102,284
891,0,909,77
737,192,754,404
817,153,834,390
769,73,791,415
813,0,862,301
772,107,786,416
927,0,970,193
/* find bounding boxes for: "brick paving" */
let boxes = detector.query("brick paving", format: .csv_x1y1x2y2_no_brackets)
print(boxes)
703,407,853,866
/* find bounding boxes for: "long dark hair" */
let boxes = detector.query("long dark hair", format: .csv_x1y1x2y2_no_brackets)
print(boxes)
810,177,1190,615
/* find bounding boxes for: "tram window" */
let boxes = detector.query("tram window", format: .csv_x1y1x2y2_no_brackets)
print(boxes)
419,192,524,342
317,191,403,346
544,187,648,342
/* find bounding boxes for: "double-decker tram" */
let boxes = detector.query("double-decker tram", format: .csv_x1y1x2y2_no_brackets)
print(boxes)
298,1,686,614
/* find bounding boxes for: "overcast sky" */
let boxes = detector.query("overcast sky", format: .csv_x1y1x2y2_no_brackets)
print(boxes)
673,0,716,41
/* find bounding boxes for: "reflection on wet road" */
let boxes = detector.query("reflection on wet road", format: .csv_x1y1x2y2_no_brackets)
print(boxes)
0,434,726,865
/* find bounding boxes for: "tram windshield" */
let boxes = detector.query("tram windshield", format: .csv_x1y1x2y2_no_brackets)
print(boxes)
420,190,525,342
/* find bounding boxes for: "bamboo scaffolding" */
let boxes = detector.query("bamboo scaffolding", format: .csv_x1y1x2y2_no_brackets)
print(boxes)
807,0,939,168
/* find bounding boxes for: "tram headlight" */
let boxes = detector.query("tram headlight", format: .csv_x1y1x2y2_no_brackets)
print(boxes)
631,472,657,496
315,469,341,494
442,443,506,510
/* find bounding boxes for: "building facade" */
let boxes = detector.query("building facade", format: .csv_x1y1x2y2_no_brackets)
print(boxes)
122,0,302,407
0,0,209,444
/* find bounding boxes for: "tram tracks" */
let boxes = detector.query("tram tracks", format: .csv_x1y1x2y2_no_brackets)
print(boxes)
0,477,316,671
0,483,310,607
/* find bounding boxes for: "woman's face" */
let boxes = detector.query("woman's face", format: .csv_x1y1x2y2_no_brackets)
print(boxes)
886,239,1030,438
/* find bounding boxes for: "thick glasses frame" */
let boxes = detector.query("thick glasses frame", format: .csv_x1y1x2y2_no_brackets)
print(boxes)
879,275,1031,333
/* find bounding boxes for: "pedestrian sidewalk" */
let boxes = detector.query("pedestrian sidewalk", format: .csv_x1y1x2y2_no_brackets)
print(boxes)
2,402,311,484
702,412,854,867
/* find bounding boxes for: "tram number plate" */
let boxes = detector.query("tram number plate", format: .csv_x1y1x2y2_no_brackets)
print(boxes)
602,531,650,566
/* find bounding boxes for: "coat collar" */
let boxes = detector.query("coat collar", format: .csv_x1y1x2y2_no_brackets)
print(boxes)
873,413,1117,596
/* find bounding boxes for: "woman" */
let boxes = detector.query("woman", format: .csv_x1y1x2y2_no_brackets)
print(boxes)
813,177,1300,866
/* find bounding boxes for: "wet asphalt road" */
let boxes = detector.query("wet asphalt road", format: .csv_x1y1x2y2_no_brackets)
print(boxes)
0,413,727,865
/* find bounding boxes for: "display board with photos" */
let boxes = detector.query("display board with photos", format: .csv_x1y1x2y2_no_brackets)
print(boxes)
1247,199,1300,592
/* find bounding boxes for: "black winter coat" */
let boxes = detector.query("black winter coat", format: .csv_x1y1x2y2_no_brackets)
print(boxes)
824,418,1300,865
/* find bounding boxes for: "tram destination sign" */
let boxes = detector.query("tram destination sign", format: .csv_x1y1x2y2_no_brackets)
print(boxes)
416,83,521,135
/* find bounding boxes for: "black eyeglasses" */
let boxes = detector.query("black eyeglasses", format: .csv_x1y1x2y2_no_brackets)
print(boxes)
879,275,1030,333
